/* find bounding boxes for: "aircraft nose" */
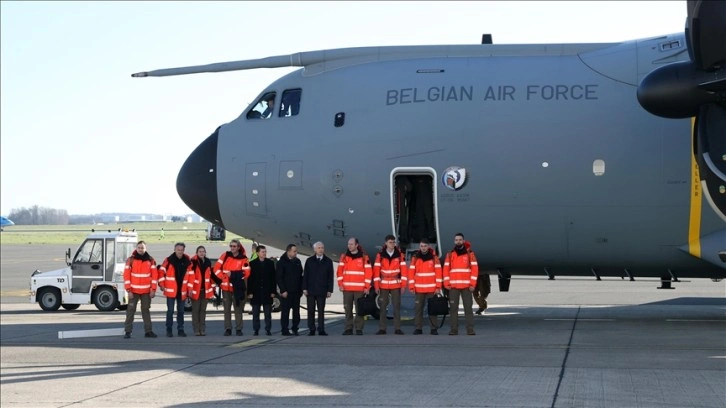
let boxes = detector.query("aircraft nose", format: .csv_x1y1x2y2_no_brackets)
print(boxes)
176,127,223,225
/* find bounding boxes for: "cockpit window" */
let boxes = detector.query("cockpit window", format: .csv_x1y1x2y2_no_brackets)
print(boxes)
279,89,302,117
246,92,276,120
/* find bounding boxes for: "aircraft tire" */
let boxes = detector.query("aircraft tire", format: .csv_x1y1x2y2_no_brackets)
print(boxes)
184,297,192,312
61,303,80,310
38,288,62,311
93,287,119,312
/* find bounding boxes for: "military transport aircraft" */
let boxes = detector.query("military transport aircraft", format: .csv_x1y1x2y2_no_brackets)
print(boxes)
133,1,725,290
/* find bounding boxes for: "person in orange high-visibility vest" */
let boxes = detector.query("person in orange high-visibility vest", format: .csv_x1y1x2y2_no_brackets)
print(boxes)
373,234,408,335
443,233,479,336
408,239,443,335
337,237,372,335
159,242,194,337
190,245,215,336
214,239,251,336
123,241,158,339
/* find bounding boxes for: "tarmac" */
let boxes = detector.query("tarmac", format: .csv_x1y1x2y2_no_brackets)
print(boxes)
1,242,725,407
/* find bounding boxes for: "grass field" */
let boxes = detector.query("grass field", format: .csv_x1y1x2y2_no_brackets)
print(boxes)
0,222,250,245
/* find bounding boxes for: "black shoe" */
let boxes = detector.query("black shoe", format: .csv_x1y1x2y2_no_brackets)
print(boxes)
282,331,292,336
166,330,173,338
224,329,232,336
413,329,423,335
467,331,476,335
342,329,353,335
253,331,259,336
124,332,131,339
375,329,386,335
178,331,187,337
430,329,438,335
266,330,272,336
356,330,363,335
475,308,484,315
308,331,316,336
395,329,404,335
145,331,157,338
236,330,243,336
318,331,328,336
448,331,458,336
292,330,299,336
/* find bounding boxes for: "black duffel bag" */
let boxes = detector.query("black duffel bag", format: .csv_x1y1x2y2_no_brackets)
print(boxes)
356,294,377,317
427,295,449,316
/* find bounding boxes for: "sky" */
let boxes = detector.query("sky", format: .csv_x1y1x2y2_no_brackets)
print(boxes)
1,1,688,216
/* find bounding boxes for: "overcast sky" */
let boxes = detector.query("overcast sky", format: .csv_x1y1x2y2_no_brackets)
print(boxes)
1,1,687,216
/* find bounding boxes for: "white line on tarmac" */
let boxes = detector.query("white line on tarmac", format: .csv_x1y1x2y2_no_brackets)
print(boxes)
58,328,124,339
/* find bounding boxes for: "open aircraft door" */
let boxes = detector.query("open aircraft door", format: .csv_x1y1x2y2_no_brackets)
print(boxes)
390,167,441,260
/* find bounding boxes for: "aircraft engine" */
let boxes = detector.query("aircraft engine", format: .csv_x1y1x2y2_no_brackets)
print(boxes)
637,0,726,221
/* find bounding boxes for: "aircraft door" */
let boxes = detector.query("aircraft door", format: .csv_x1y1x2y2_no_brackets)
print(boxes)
391,168,440,257
71,238,104,293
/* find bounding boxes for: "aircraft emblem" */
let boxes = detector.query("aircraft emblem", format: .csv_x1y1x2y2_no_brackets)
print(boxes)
442,166,467,191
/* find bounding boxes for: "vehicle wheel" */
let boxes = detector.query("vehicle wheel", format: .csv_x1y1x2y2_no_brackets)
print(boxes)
93,287,119,311
184,297,192,312
272,296,281,313
61,303,80,310
39,288,62,311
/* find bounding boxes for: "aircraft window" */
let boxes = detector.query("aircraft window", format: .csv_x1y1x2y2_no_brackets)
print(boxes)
279,89,302,117
246,92,276,120
74,239,103,263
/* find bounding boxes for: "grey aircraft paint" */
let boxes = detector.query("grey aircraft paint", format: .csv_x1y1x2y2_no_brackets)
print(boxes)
134,2,726,285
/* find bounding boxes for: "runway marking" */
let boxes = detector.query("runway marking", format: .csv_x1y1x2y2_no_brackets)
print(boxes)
545,318,614,321
666,319,726,322
226,338,270,348
58,328,124,339
1,290,31,297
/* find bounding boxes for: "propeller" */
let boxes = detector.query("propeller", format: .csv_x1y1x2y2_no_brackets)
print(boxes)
637,0,726,222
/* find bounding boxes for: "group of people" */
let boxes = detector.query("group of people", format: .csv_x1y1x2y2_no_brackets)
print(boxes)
122,239,334,338
338,233,490,336
122,233,490,338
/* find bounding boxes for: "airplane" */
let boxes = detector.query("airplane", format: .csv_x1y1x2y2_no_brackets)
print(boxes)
0,216,15,228
132,1,725,291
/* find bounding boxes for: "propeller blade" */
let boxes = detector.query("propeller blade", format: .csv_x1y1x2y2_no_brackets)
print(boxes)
686,0,726,71
698,77,726,92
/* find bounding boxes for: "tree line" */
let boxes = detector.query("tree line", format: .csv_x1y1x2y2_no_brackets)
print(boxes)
8,206,69,225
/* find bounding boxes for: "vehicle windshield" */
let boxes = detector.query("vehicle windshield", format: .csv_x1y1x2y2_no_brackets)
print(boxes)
116,242,136,264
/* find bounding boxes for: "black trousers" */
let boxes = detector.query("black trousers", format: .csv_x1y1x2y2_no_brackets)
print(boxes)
280,293,301,332
306,295,326,332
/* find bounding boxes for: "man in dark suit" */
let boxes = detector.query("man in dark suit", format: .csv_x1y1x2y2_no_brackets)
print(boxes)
248,245,277,336
276,244,304,336
302,241,334,336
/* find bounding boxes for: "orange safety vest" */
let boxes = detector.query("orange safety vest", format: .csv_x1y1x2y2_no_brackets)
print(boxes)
373,248,408,290
190,256,216,300
214,251,251,293
158,254,194,299
337,252,372,291
123,251,157,295
443,243,479,289
408,250,442,294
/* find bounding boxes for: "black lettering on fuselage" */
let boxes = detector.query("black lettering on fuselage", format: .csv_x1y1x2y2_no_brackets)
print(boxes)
483,85,516,101
386,86,473,105
526,84,598,100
